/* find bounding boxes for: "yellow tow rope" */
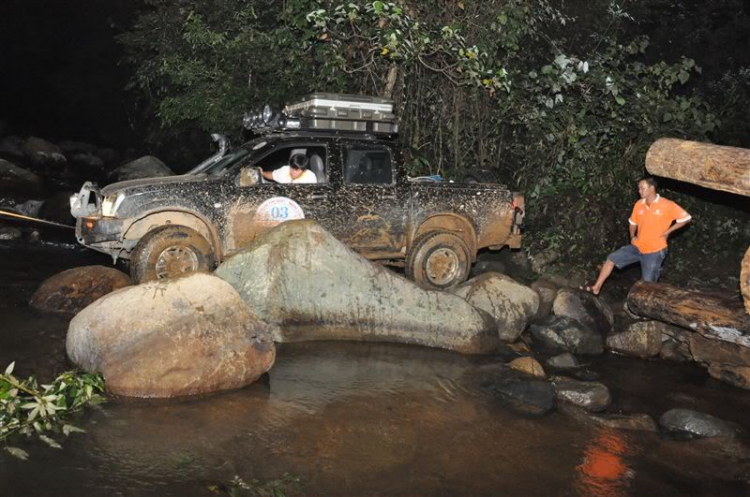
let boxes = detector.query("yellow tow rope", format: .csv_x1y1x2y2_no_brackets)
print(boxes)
0,209,75,230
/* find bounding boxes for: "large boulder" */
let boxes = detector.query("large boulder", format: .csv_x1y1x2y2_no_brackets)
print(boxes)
30,266,131,316
67,273,275,397
215,220,500,354
22,136,66,168
449,272,539,342
690,334,750,368
707,363,750,390
486,368,556,415
530,279,558,322
605,321,663,358
530,315,603,355
0,158,44,196
551,376,611,412
659,409,735,439
552,289,614,334
110,155,173,182
0,136,24,161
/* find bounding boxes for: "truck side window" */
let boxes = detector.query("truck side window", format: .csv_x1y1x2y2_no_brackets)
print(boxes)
345,148,393,185
256,145,327,184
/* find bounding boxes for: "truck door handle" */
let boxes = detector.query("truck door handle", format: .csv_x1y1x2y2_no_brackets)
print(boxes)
311,194,328,200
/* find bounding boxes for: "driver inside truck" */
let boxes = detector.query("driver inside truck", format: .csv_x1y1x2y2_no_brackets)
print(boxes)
261,153,318,184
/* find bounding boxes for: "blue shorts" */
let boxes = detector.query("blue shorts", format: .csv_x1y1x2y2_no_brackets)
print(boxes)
608,244,667,282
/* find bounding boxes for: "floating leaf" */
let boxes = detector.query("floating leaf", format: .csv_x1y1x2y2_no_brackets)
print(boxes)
5,446,29,461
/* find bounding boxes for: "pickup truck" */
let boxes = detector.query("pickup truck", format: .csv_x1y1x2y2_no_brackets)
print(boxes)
71,96,524,289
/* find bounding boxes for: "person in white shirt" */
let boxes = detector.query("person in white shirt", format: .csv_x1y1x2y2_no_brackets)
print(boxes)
261,154,318,184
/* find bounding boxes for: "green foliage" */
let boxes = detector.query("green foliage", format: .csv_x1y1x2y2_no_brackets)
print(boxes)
1,362,105,460
120,0,750,264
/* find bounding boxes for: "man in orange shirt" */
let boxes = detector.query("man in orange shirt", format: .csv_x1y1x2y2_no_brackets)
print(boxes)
584,177,691,295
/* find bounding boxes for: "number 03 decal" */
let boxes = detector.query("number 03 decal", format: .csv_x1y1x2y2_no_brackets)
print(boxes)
255,197,305,227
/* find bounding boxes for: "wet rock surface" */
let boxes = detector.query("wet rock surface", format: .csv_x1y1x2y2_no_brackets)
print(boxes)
551,375,612,412
706,363,750,389
29,265,131,316
552,289,614,334
530,315,603,355
605,320,664,358
450,272,539,342
0,158,44,197
530,279,558,322
110,155,173,182
66,273,276,397
216,220,501,354
546,352,580,369
508,356,546,378
484,368,556,415
659,408,736,439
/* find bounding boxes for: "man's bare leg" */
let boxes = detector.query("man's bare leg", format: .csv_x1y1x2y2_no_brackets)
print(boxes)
591,259,615,295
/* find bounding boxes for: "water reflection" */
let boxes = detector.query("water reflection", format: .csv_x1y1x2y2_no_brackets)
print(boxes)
575,427,636,497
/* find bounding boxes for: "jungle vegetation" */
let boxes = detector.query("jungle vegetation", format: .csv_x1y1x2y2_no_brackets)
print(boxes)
118,0,750,269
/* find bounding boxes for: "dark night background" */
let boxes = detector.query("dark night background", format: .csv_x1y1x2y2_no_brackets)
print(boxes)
1,0,750,160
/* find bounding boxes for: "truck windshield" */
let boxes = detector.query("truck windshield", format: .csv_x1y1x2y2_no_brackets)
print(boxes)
203,138,269,177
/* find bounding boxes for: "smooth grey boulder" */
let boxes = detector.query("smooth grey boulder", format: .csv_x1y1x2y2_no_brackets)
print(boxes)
605,321,663,358
71,152,105,171
553,289,614,334
30,265,131,316
551,375,611,412
659,409,735,439
215,220,500,354
530,315,603,355
67,273,276,398
22,136,66,168
110,155,173,182
530,279,558,322
546,352,580,369
0,226,22,241
450,272,539,342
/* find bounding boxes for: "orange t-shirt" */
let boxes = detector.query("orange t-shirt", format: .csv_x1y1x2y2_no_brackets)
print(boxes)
629,195,691,254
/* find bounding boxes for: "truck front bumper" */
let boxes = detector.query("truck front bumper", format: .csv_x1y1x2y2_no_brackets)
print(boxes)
76,216,124,245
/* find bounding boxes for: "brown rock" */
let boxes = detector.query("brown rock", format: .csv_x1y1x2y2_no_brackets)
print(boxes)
30,265,131,316
690,334,750,368
553,289,614,334
707,363,750,390
605,321,663,358
589,413,659,432
551,375,611,412
67,273,276,398
530,279,558,322
659,338,692,362
508,357,546,378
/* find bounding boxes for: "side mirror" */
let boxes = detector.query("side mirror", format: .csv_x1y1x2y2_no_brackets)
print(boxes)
239,166,260,187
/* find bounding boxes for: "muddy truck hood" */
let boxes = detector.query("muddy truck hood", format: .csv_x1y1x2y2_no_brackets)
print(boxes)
101,174,209,196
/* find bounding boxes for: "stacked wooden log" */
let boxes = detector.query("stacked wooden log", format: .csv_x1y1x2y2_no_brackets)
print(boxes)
646,138,750,314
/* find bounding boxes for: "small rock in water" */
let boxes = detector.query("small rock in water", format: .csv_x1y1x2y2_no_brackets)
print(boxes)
488,369,556,415
530,315,603,355
589,413,659,432
605,321,663,358
508,356,546,378
659,408,735,439
707,363,750,390
0,226,22,240
546,352,579,369
30,265,131,315
551,376,611,412
27,229,41,243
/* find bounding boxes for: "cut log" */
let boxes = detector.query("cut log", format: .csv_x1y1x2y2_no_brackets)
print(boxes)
743,246,750,315
645,138,750,197
626,281,750,346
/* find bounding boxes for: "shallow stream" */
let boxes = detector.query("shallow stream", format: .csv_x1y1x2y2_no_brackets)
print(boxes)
1,241,749,496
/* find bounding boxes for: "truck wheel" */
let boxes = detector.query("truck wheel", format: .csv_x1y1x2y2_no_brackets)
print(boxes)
406,231,471,290
130,226,214,284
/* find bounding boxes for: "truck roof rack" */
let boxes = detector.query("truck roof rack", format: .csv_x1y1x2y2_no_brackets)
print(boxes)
243,93,399,136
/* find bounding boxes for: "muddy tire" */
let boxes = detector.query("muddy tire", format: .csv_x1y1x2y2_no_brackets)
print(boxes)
406,230,471,290
130,226,214,284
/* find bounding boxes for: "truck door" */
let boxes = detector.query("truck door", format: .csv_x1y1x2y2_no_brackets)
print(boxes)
229,142,337,251
335,142,406,256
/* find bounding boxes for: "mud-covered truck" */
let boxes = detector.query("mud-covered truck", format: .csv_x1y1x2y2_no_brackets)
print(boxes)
71,94,524,289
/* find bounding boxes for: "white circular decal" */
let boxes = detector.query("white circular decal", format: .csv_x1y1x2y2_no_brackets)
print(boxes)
255,196,305,227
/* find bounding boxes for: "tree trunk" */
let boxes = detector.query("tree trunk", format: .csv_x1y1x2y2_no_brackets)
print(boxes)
743,246,750,314
383,63,399,100
626,281,750,346
645,138,750,197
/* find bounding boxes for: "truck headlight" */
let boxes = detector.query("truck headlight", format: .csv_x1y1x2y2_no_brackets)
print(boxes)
101,193,126,217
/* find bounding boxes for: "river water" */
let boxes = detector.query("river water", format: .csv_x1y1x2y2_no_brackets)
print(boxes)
1,240,750,496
